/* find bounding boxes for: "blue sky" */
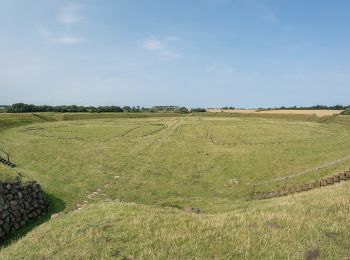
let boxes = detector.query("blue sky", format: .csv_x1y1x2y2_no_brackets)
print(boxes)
1,0,350,107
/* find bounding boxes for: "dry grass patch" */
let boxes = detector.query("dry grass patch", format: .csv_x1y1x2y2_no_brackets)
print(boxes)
207,109,343,117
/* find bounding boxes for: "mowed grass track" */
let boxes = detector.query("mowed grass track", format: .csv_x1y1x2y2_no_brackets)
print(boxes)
1,115,350,212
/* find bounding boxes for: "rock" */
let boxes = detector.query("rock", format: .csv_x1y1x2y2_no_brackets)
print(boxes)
24,201,30,209
13,210,21,218
10,200,18,206
13,222,20,230
0,181,48,240
6,194,13,200
51,213,60,219
3,223,10,234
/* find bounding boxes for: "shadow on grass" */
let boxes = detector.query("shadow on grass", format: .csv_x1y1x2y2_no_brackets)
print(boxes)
0,192,66,248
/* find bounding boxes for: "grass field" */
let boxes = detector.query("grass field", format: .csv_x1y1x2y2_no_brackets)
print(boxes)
207,109,343,117
1,112,350,258
2,180,350,259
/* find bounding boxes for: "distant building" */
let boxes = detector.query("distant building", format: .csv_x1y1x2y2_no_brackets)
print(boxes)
153,106,178,112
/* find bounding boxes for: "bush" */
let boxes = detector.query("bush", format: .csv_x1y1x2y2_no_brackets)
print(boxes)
191,108,207,112
176,107,189,114
341,108,350,115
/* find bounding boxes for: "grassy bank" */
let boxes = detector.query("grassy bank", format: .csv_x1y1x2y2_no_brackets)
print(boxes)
1,180,350,259
1,112,350,258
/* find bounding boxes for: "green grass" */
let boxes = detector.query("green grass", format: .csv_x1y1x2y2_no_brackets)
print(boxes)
1,181,350,259
1,114,350,212
1,113,350,258
0,113,48,132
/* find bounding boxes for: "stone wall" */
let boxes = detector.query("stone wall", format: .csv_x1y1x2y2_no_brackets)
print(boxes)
253,170,350,200
0,181,49,239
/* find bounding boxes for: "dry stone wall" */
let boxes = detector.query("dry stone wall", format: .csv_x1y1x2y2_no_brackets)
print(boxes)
0,181,48,240
253,170,350,200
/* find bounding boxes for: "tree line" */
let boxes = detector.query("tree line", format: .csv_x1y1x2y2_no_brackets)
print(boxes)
221,105,349,110
263,105,349,110
2,103,207,113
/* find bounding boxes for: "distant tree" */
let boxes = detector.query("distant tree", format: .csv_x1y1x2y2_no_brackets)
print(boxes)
123,106,131,112
176,107,189,114
130,106,141,112
191,108,207,112
341,108,350,115
7,103,124,113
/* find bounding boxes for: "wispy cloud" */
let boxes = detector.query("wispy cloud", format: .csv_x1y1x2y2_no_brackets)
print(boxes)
164,35,179,42
38,28,84,45
142,35,180,61
58,3,82,24
56,36,84,44
142,38,163,50
206,63,236,75
38,3,85,45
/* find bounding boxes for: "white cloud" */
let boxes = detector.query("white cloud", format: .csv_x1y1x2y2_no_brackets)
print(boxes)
56,36,84,45
38,3,86,46
164,35,179,42
205,63,236,82
142,38,163,50
159,50,180,61
38,28,84,45
58,3,82,24
38,27,50,38
142,35,180,61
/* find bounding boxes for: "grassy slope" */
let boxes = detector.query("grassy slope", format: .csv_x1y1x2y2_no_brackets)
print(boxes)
1,114,350,213
0,113,50,181
1,113,350,258
1,180,350,259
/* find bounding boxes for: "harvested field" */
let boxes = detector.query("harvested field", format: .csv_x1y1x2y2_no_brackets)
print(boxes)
207,109,343,117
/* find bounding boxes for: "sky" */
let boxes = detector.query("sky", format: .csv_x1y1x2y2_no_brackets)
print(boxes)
1,0,350,108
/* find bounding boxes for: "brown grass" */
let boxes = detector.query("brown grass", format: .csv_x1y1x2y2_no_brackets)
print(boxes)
207,109,343,117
